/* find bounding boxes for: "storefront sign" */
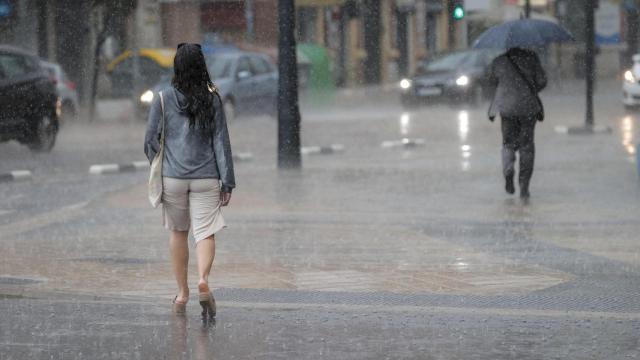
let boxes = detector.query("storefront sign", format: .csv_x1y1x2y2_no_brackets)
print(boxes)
596,0,621,45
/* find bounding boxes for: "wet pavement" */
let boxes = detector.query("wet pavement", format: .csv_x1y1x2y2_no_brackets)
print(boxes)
1,80,640,358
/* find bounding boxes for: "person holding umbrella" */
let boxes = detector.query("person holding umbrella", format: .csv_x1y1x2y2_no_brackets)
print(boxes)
487,47,546,199
473,19,574,199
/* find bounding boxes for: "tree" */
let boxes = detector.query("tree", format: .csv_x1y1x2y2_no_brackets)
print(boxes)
88,0,136,121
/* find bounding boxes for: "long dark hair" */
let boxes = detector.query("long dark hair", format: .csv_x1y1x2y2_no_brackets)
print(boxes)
171,43,217,130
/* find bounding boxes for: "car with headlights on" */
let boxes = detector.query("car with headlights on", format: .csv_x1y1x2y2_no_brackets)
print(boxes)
139,51,277,121
623,54,640,109
399,49,500,107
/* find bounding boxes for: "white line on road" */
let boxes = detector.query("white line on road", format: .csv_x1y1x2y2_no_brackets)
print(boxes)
233,152,254,161
381,138,425,148
0,170,32,183
301,144,345,155
89,164,120,175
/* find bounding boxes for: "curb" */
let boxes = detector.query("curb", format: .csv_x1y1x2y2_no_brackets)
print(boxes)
0,170,32,183
233,152,254,162
554,125,612,134
301,144,345,155
381,138,425,148
89,161,149,175
89,153,254,175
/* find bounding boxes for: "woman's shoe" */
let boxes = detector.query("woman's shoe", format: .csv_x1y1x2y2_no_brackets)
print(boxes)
172,295,188,315
198,283,216,319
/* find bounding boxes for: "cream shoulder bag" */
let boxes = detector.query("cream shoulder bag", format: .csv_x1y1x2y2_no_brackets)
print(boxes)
148,91,165,208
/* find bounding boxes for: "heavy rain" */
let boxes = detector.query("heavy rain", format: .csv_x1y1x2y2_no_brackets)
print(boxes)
1,0,639,359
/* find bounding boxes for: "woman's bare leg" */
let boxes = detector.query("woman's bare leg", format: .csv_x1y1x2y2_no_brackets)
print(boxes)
170,230,190,302
196,236,215,288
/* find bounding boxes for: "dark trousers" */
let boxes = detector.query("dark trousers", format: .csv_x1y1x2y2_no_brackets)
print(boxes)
501,116,536,188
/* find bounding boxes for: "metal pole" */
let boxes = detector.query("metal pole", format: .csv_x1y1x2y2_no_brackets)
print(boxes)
363,0,382,83
277,0,302,169
245,0,255,42
447,0,455,50
131,5,141,112
627,5,639,67
585,0,595,127
525,0,531,18
397,9,409,77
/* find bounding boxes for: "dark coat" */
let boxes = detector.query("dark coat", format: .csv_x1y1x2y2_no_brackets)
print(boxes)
488,48,547,119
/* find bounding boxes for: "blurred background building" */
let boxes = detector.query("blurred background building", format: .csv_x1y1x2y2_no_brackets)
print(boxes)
1,0,639,101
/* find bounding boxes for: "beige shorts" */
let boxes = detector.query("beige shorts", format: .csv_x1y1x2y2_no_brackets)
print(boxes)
162,177,226,243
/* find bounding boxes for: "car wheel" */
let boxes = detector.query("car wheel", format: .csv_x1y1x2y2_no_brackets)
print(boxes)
223,98,235,121
28,114,58,153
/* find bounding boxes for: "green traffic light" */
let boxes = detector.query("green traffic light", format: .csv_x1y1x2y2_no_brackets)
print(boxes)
453,6,464,20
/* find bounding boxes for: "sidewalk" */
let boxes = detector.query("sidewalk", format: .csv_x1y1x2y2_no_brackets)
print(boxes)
1,82,639,358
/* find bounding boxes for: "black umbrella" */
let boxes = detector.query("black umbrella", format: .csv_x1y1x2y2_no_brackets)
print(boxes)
473,19,574,49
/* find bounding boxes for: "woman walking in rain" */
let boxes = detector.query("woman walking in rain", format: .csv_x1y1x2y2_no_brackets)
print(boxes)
144,43,235,318
488,47,546,199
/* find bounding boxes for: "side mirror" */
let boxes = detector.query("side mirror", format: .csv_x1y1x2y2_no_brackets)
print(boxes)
237,70,251,80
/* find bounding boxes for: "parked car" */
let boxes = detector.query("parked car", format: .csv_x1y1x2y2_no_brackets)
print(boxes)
0,46,60,152
138,51,278,120
40,60,79,123
399,49,501,107
107,48,176,98
623,54,640,109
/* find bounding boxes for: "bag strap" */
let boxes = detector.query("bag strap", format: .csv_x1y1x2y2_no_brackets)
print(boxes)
506,55,538,97
159,91,165,146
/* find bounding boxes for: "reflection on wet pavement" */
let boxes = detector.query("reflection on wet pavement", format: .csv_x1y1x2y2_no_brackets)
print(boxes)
621,115,636,160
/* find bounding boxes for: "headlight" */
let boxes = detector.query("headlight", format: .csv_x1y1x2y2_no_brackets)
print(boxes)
140,90,154,104
456,75,470,86
55,97,62,117
624,70,636,84
399,79,412,89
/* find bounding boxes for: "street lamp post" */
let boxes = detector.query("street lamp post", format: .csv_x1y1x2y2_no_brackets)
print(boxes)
585,0,595,128
277,0,302,169
525,0,531,18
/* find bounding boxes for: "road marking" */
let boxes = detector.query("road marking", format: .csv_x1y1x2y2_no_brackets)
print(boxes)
0,210,15,216
555,125,612,134
301,144,345,155
89,164,120,175
234,152,254,161
0,170,32,183
381,138,425,148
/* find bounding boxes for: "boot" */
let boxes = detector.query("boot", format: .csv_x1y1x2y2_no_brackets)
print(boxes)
505,175,515,195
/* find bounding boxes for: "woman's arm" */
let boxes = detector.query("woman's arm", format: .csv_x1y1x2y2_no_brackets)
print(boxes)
212,94,235,193
144,94,162,163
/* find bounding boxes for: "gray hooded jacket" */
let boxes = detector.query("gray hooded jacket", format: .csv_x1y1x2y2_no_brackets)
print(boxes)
488,49,547,119
144,87,235,193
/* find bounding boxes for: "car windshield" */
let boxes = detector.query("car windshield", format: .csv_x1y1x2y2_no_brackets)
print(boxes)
423,51,480,72
207,56,233,79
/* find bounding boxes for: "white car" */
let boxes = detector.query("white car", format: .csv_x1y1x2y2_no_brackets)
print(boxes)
623,54,640,109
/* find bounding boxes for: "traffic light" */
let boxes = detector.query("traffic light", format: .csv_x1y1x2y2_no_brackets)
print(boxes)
451,0,464,20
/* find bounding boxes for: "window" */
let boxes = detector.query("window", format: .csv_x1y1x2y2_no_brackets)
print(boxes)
0,54,31,79
236,57,252,76
249,56,270,75
207,56,233,79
